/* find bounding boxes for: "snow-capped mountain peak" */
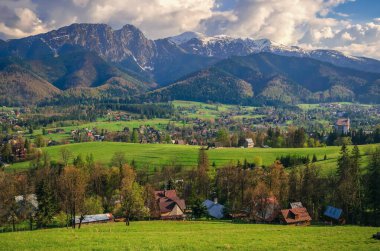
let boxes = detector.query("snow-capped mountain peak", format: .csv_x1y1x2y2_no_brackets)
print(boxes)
163,31,378,72
168,31,205,45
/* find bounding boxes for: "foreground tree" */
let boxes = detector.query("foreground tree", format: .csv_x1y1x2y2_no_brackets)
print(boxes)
336,144,362,223
120,165,148,225
59,166,87,228
196,148,210,199
35,171,57,228
0,171,18,231
366,147,380,218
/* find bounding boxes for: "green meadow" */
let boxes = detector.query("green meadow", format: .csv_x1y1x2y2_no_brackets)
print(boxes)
0,221,379,250
9,142,378,174
172,100,257,119
29,118,182,142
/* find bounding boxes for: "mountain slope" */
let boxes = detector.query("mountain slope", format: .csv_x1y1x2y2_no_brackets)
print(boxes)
168,32,380,74
151,53,380,104
0,64,61,106
146,68,253,104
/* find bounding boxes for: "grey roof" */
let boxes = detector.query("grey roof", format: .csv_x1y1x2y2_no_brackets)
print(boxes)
203,200,224,219
75,213,113,224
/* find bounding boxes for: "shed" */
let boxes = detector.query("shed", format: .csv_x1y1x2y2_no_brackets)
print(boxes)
74,213,113,224
324,206,343,220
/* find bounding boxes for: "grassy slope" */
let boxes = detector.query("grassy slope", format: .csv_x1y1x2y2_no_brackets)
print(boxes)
172,100,257,119
0,221,379,250
9,142,378,173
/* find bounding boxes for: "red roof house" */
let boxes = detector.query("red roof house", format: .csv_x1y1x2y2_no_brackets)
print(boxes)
280,207,312,226
154,190,186,220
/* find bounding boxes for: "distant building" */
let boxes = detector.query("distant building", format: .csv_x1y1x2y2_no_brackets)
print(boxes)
334,118,350,134
203,199,224,219
154,190,186,220
243,138,254,148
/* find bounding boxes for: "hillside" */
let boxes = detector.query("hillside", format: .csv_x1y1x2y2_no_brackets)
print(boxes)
153,53,380,104
147,68,253,104
9,142,377,174
0,64,61,106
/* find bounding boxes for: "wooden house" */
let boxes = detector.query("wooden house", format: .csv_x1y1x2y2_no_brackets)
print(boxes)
280,207,312,226
154,190,186,220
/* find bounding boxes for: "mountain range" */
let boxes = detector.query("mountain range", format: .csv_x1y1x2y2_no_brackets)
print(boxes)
0,23,379,105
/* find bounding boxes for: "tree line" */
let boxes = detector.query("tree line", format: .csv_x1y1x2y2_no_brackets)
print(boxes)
1,145,380,231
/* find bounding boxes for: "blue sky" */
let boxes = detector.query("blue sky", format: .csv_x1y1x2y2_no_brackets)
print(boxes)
333,0,380,21
0,0,379,58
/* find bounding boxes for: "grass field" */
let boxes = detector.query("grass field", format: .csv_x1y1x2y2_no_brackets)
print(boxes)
29,118,183,142
9,142,378,174
172,100,257,119
0,221,379,250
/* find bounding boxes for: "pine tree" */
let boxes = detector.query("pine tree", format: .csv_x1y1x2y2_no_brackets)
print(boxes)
312,154,317,163
367,148,380,214
337,144,350,178
36,179,57,228
196,148,210,199
350,145,362,222
198,148,209,172
131,129,139,143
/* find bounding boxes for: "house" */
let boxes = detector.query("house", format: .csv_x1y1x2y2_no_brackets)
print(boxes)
202,199,224,219
280,207,312,226
74,213,113,224
334,118,350,134
154,190,186,220
243,138,254,148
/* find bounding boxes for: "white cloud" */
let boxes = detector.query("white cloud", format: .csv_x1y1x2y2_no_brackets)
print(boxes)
341,31,354,41
0,3,49,38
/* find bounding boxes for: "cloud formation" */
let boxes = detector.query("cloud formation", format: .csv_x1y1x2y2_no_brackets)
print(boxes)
0,0,379,59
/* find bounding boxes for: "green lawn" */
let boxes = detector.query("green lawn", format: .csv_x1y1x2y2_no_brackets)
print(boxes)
9,142,378,173
0,221,379,250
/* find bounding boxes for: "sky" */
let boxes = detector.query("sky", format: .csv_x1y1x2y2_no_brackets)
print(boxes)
0,0,379,59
